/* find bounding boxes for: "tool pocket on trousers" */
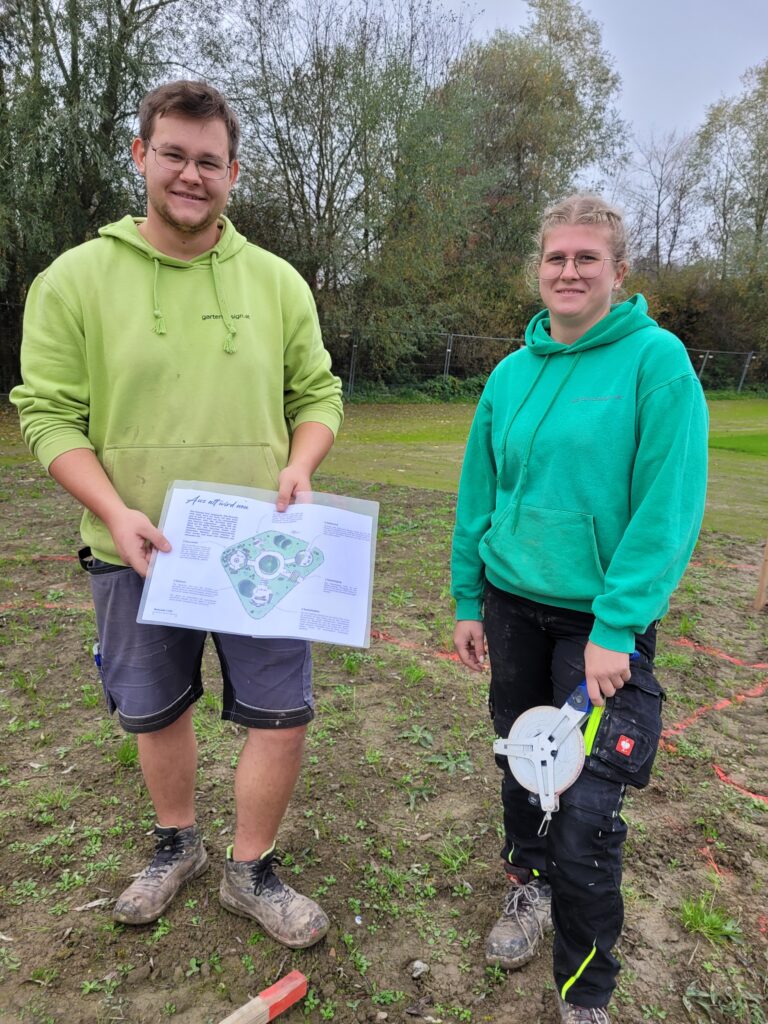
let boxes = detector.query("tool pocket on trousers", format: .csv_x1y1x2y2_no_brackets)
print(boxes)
586,674,664,789
559,774,627,833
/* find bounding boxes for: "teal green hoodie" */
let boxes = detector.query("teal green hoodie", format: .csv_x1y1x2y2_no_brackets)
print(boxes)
451,295,708,652
12,216,343,564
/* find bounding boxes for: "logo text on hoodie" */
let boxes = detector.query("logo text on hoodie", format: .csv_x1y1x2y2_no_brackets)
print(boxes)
202,313,251,321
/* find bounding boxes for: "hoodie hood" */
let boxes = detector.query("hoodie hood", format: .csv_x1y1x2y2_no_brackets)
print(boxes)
525,294,658,356
98,215,248,351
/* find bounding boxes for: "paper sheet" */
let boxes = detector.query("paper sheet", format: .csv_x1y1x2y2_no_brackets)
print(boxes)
137,482,378,648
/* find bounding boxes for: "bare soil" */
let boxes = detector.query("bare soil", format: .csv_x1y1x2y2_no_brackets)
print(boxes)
0,404,766,1024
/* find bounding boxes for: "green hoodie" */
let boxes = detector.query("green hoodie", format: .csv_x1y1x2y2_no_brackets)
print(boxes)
451,295,708,653
12,216,343,564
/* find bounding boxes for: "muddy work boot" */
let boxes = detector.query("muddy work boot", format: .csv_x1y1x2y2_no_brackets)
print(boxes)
485,871,553,969
556,993,611,1023
113,824,208,925
219,848,329,949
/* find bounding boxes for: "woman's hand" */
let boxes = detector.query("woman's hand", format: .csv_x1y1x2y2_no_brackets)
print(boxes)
584,640,631,706
454,620,486,672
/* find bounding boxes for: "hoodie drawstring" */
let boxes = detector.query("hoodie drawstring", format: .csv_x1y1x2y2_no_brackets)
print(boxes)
148,245,237,354
499,357,549,479
211,251,238,354
151,259,167,336
508,353,583,533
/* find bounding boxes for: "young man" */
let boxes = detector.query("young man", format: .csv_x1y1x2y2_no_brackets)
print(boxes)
11,81,343,949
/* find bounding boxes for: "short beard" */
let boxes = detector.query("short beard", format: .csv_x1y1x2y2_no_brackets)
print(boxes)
150,194,223,237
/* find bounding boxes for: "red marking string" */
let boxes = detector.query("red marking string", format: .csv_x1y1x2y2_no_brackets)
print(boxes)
370,628,460,662
697,843,728,876
669,636,768,670
368,634,768,810
662,677,768,739
2,598,765,808
712,764,768,805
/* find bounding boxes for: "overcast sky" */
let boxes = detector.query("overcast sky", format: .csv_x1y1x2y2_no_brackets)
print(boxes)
447,0,768,141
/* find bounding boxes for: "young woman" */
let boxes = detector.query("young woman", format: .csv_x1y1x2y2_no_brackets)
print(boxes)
451,195,708,1023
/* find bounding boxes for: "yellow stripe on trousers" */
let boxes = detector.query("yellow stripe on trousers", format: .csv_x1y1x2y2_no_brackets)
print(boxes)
560,940,598,1000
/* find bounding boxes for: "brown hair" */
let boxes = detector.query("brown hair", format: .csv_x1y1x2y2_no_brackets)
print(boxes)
139,80,240,161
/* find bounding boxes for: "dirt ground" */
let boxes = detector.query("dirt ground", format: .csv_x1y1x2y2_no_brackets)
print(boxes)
0,404,767,1024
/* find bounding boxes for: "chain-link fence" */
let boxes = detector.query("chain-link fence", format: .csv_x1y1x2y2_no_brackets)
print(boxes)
322,327,524,397
322,326,767,398
2,309,766,397
686,349,763,392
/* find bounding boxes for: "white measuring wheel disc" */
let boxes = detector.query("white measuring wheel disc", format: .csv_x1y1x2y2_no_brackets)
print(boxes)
505,705,586,796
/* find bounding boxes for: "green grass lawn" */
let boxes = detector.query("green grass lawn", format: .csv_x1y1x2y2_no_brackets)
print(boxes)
708,433,768,456
3,395,766,540
320,398,768,541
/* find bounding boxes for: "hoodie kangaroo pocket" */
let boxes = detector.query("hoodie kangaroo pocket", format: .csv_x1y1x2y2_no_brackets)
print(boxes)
101,443,281,526
480,503,605,602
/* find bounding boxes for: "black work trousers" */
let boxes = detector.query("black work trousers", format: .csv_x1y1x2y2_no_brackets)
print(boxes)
484,583,663,1009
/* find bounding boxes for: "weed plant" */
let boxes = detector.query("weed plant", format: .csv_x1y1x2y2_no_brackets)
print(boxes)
680,891,743,945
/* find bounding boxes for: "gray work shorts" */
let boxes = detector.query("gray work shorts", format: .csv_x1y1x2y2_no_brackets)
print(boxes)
86,559,314,734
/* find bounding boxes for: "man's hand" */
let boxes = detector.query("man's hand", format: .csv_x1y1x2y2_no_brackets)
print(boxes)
48,449,169,576
276,465,311,512
454,620,486,672
105,508,171,577
584,640,631,706
275,422,335,512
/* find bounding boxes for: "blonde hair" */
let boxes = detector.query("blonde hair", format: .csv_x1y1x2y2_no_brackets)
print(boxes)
535,193,629,265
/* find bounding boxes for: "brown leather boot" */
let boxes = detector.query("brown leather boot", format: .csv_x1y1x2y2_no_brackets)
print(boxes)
219,847,329,949
485,872,553,969
557,993,611,1023
113,824,208,925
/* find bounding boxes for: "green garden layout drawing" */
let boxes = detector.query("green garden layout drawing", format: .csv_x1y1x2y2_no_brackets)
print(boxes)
139,483,378,647
220,530,324,619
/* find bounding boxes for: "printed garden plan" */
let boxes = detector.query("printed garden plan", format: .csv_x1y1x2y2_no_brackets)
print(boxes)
138,482,378,647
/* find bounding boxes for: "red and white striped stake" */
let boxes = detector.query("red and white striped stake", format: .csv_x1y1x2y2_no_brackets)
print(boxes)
217,970,308,1024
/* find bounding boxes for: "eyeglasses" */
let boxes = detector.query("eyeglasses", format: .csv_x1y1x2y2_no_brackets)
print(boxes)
148,144,232,180
539,254,616,280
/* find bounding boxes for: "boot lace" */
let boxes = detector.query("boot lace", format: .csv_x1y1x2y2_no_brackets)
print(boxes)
247,851,290,901
502,880,548,939
143,828,190,879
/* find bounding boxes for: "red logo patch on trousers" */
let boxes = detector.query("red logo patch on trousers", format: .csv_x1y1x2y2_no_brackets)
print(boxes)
616,735,635,756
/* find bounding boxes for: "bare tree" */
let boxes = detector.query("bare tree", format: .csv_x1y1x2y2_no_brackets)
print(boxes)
696,103,743,280
218,0,468,295
623,131,701,274
697,61,768,276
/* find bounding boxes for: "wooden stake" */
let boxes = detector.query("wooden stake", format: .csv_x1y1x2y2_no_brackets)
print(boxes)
217,970,308,1024
755,538,768,612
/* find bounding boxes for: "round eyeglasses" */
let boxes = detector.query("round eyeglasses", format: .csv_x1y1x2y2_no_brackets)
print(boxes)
539,254,616,280
148,144,232,181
